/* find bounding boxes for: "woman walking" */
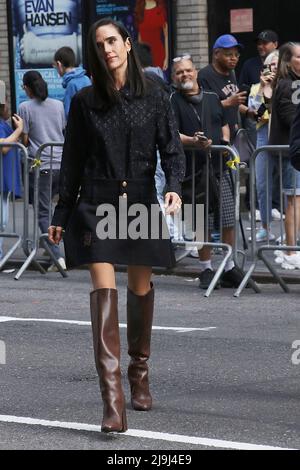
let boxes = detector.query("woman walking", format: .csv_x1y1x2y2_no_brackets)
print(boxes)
48,18,184,433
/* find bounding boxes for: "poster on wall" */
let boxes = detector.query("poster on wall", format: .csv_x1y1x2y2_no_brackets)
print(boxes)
230,9,253,34
94,1,173,73
9,0,83,109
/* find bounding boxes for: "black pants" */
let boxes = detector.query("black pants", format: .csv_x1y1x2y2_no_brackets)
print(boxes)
29,170,61,259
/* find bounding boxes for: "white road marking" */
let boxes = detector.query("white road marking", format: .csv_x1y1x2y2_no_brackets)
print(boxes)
0,414,294,450
0,316,216,333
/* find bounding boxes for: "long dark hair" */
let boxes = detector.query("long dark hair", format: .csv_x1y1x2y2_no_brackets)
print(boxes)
134,0,165,27
273,42,300,90
87,18,146,107
23,71,48,101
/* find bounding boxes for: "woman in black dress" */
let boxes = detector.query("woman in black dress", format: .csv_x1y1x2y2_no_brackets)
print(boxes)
48,18,185,433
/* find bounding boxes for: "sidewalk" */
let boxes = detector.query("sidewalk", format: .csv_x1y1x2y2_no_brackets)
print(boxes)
1,201,300,284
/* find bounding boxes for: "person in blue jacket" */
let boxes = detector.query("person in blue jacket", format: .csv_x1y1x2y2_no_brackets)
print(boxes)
53,47,91,119
0,86,23,261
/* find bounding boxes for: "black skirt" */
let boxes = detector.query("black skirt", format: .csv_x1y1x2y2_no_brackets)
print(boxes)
63,179,176,269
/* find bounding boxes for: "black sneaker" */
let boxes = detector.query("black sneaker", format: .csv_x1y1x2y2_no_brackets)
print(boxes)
199,269,220,290
220,267,246,288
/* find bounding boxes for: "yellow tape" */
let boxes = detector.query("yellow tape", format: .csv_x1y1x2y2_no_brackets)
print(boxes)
226,155,240,170
31,159,41,169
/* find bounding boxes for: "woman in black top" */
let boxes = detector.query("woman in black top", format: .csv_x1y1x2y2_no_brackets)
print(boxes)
269,42,300,268
48,18,184,433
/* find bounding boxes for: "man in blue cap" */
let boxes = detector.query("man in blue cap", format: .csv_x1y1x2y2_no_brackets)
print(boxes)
198,34,256,141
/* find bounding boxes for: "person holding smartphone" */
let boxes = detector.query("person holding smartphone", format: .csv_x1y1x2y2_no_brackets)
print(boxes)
248,50,279,242
171,55,248,290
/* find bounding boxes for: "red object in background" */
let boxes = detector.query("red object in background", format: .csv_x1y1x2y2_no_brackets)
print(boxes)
138,6,167,68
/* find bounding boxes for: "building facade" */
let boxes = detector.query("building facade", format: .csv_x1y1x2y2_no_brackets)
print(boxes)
0,0,208,108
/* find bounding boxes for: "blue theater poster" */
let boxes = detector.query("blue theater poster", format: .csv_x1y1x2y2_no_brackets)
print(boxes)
94,1,174,72
9,0,83,109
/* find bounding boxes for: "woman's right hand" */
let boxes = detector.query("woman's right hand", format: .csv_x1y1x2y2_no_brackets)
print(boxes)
12,114,23,131
260,72,276,88
48,226,64,245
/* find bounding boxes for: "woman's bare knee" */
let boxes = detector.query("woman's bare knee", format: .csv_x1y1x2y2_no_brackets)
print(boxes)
127,266,152,295
89,263,116,290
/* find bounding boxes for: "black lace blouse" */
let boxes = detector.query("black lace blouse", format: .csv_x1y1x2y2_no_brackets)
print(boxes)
52,84,185,229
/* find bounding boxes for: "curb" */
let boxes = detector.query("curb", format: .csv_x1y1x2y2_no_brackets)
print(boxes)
2,259,300,285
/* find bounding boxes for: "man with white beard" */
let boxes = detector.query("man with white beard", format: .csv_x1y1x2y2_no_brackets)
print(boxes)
171,55,245,290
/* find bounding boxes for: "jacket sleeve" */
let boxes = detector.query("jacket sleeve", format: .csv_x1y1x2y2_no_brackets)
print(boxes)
51,94,87,228
290,103,300,170
276,81,297,129
63,83,77,119
156,90,186,196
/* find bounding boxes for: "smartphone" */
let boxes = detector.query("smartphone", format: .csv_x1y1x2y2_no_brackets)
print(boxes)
256,103,267,120
197,135,208,142
262,64,272,76
239,84,251,95
195,132,208,142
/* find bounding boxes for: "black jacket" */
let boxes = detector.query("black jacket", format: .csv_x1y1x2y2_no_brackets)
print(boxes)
269,70,300,146
290,103,300,170
52,84,185,229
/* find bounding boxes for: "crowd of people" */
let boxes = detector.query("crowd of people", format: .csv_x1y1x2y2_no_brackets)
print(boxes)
1,18,300,432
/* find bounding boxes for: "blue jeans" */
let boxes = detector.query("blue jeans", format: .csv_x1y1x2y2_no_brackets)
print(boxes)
255,125,300,226
255,125,275,226
29,170,61,259
0,192,9,259
155,153,181,240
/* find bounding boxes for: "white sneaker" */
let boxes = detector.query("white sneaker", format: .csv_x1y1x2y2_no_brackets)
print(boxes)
272,208,285,221
187,247,199,258
281,254,300,270
47,257,67,272
248,210,261,222
274,249,285,264
276,234,286,245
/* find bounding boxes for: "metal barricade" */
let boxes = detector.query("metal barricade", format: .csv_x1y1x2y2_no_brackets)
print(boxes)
234,145,300,297
0,142,30,272
172,144,259,297
15,143,67,280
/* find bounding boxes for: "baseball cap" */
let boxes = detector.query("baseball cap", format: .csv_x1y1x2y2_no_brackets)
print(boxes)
0,80,5,105
213,34,244,50
256,30,279,43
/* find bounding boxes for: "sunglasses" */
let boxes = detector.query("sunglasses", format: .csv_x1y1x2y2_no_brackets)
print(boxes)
172,54,192,63
222,51,241,58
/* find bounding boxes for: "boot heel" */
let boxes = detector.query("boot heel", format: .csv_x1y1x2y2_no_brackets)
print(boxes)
121,409,128,432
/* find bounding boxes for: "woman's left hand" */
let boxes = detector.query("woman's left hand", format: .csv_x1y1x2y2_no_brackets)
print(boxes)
165,192,182,215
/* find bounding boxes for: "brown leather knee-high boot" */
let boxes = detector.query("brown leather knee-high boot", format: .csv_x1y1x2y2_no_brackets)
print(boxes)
90,288,127,433
127,284,154,411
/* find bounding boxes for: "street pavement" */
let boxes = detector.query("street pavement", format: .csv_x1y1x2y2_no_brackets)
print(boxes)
0,269,299,450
